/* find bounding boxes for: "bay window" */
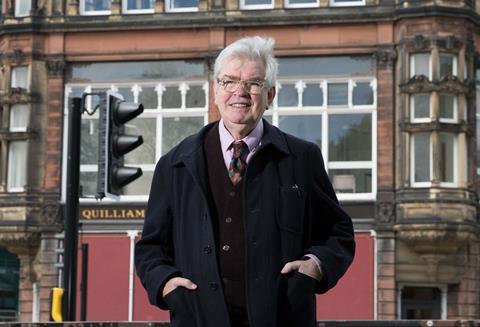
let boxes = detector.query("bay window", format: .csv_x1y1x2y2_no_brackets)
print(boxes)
410,53,431,79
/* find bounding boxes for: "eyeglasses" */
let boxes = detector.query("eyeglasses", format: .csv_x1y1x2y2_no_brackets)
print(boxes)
217,78,266,95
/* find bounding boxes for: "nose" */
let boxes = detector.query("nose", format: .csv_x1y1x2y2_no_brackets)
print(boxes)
233,82,249,96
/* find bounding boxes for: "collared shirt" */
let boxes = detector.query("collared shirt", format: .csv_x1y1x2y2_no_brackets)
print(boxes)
219,118,263,170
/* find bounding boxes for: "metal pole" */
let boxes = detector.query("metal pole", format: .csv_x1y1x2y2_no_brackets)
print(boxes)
80,243,89,321
63,97,82,321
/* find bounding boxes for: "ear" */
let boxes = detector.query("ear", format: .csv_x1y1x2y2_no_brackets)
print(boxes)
267,86,276,106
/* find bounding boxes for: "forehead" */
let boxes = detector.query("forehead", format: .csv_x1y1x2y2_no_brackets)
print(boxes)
219,56,266,79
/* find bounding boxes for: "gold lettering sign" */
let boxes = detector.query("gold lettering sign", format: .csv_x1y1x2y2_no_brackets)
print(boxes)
81,208,145,220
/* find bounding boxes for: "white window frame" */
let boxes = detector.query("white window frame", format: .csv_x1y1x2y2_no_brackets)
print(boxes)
63,80,209,203
11,65,30,90
10,104,29,132
397,283,447,320
410,93,431,123
410,53,432,80
438,132,457,187
411,132,432,187
270,77,376,201
330,0,365,7
7,140,28,192
438,53,458,78
165,0,199,12
438,94,458,124
15,0,32,17
122,0,155,14
284,0,319,9
80,0,112,15
240,0,274,10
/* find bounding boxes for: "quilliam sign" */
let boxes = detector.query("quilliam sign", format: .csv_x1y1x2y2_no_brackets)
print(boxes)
81,207,145,220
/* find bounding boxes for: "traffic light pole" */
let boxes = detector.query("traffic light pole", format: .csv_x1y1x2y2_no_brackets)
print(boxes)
63,97,82,321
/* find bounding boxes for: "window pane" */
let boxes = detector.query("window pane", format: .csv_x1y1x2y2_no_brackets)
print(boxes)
123,170,154,195
288,0,316,4
10,104,29,131
116,87,135,102
84,0,111,11
413,132,430,183
127,0,154,9
79,171,97,197
162,117,203,154
244,0,272,5
138,86,158,109
80,119,99,165
170,0,198,8
329,114,371,161
8,141,27,191
439,94,455,120
439,133,455,183
352,82,373,106
162,86,182,108
328,83,348,106
278,84,298,107
125,118,156,165
412,94,430,120
278,56,373,77
411,53,430,78
15,0,31,16
186,84,206,108
439,54,455,79
329,169,371,193
401,287,441,319
303,83,323,106
279,115,321,148
11,66,28,89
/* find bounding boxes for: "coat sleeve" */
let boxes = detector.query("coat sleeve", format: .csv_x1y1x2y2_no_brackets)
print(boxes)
304,143,356,294
135,156,181,309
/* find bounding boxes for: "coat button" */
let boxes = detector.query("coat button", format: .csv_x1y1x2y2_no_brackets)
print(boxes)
225,217,232,223
210,282,218,291
203,245,212,254
229,191,236,197
222,245,230,251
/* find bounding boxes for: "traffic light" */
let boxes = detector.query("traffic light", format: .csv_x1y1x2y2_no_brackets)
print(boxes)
97,91,144,198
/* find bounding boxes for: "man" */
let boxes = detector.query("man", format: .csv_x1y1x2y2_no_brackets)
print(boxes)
135,36,355,327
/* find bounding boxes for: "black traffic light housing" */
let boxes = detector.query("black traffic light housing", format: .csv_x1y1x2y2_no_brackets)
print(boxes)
97,91,144,198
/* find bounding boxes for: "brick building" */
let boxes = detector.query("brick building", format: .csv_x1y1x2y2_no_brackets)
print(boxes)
0,0,479,322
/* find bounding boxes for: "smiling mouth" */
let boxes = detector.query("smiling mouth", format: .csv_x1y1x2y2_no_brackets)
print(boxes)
229,103,251,108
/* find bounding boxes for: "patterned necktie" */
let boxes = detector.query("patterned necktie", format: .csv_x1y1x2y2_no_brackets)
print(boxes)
228,141,248,185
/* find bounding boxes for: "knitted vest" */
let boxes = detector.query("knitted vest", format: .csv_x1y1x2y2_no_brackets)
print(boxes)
204,125,246,308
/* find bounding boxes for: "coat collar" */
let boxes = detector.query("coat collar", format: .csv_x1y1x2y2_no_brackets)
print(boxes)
169,118,290,167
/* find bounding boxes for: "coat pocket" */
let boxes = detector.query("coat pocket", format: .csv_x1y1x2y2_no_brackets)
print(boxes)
164,287,197,327
285,271,316,327
277,186,306,261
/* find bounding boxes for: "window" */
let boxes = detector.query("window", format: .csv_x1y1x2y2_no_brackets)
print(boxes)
10,104,29,132
330,0,365,6
285,0,318,8
165,0,198,12
15,0,31,17
240,0,274,10
11,66,29,90
400,286,445,319
410,94,430,122
476,72,480,195
411,132,431,186
7,141,28,192
438,94,457,123
123,0,154,13
66,60,208,200
438,53,457,79
439,133,456,185
80,0,111,15
268,56,376,201
0,247,20,322
410,53,431,79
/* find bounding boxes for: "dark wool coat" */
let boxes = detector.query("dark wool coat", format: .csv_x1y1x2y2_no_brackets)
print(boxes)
135,120,355,327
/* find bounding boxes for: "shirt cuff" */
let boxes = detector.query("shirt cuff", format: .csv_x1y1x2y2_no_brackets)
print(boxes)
303,254,322,275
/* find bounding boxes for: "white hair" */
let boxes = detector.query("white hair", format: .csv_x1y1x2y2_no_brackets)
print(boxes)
214,36,279,88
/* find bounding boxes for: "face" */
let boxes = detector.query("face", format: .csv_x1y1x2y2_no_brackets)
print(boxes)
214,57,276,136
